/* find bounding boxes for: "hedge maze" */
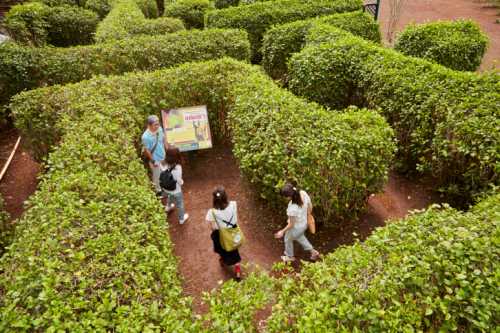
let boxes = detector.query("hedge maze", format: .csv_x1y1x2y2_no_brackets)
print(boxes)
0,0,498,330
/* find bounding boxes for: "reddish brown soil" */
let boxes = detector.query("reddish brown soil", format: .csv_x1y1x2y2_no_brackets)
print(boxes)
168,146,437,313
378,0,500,71
0,128,40,221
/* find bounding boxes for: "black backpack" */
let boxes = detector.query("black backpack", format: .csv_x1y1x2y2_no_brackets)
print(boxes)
160,165,177,191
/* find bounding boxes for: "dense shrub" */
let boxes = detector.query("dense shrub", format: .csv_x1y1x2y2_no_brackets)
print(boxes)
0,102,200,332
3,58,394,329
1,28,250,150
12,58,394,222
214,0,239,8
395,20,489,71
267,193,500,332
83,0,111,17
205,0,362,62
164,0,212,29
4,2,99,46
288,25,500,203
130,16,185,35
0,194,11,256
262,11,380,81
95,0,166,42
27,0,85,6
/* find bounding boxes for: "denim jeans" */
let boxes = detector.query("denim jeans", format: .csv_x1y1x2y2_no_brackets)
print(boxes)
284,227,313,257
167,191,185,222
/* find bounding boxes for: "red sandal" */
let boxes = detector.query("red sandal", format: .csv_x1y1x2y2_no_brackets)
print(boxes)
234,263,241,281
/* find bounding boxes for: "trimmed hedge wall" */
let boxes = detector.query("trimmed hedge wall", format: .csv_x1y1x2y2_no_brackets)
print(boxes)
262,11,380,81
394,20,488,71
11,58,394,222
4,2,99,46
205,0,362,62
0,28,249,123
164,0,212,29
266,193,500,332
0,194,11,257
288,25,500,203
3,58,394,329
95,0,168,42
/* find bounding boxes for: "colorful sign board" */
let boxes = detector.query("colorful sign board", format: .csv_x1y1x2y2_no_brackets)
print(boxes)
161,105,212,152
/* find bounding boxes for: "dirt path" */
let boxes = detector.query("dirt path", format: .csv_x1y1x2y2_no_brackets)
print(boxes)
378,0,500,71
168,146,437,312
0,128,40,221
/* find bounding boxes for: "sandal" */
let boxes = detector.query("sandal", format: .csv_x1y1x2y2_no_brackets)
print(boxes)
310,250,320,261
281,255,296,262
234,263,242,281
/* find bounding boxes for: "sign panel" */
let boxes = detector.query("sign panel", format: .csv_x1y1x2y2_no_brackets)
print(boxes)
161,105,212,152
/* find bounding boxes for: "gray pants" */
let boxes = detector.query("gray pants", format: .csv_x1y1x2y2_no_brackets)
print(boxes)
149,162,161,192
167,192,185,222
284,227,313,257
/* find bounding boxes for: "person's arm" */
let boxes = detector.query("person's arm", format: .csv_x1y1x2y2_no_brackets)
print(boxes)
206,210,218,231
174,165,184,186
275,216,297,238
141,135,155,163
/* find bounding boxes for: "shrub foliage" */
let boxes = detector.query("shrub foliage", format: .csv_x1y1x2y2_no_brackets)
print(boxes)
266,193,500,332
288,25,500,203
95,0,169,43
3,58,394,329
262,11,380,81
0,28,249,122
164,0,212,29
394,20,489,71
4,2,99,46
205,0,362,62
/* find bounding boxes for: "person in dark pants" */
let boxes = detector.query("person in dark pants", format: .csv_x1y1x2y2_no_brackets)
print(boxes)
205,186,242,280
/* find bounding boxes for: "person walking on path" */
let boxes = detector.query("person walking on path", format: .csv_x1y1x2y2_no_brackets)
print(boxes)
141,115,166,196
205,186,242,280
275,183,320,262
162,147,189,224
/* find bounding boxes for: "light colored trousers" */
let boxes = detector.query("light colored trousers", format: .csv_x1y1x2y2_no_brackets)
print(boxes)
167,192,185,222
284,227,313,257
149,162,161,192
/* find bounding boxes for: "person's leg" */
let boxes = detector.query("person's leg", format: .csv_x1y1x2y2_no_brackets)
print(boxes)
283,229,296,259
296,232,320,260
175,192,188,223
149,162,161,193
165,193,175,212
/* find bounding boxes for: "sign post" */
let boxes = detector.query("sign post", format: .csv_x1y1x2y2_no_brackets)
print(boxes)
161,105,213,152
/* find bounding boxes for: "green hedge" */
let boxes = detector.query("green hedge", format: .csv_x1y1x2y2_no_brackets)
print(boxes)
4,2,99,46
205,0,362,62
3,58,394,329
12,58,393,222
0,194,11,257
394,20,488,72
83,0,111,17
95,0,166,42
0,28,248,124
262,11,380,81
288,25,500,203
164,0,212,29
266,193,500,332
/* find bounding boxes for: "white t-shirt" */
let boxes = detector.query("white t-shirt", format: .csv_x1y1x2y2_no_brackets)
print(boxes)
286,190,311,231
206,201,238,230
160,163,183,194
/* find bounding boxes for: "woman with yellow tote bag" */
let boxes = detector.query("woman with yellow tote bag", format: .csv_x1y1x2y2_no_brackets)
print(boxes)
205,186,243,280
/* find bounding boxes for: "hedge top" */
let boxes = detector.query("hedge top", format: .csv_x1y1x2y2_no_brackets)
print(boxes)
205,0,363,61
394,19,489,71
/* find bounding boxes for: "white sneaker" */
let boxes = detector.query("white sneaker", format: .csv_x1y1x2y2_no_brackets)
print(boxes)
281,255,296,262
179,213,189,225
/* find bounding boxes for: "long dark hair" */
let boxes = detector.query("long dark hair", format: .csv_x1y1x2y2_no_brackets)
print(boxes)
165,147,181,166
281,183,303,207
213,186,229,210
